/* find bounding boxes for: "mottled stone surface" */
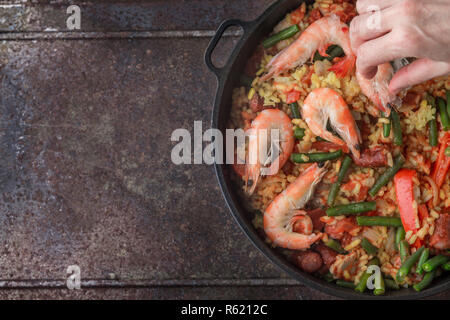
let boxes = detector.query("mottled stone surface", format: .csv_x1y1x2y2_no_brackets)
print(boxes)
0,286,333,300
0,0,275,32
0,0,447,300
0,38,291,281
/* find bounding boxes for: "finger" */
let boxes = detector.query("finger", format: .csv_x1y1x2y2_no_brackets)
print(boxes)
389,59,450,94
350,9,392,52
356,33,399,79
356,0,397,14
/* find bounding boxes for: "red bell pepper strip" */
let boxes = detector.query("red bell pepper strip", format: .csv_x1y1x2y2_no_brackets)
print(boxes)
413,238,423,249
412,204,430,249
286,90,301,104
432,132,450,189
418,204,429,221
394,169,420,233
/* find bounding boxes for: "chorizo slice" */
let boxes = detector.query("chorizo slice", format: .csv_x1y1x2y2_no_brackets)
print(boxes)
292,250,323,273
352,147,387,167
307,208,326,231
430,214,450,250
314,243,338,268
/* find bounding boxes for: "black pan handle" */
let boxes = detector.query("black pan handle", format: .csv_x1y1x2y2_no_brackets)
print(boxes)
205,19,250,79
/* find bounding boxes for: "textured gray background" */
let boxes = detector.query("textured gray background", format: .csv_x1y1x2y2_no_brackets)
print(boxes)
0,0,446,300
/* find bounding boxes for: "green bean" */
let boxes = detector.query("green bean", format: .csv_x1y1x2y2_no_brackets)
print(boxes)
313,44,345,62
442,262,450,271
390,109,403,146
322,272,335,282
328,45,344,59
336,280,356,289
447,90,450,119
381,111,391,138
356,216,403,228
294,127,305,140
355,258,380,293
399,240,410,264
396,246,425,282
422,255,450,272
263,25,300,48
290,102,301,119
384,279,400,290
416,248,430,275
368,154,405,197
327,155,352,206
326,202,376,217
369,257,381,266
413,269,436,292
445,147,450,157
427,95,438,147
324,239,347,254
361,238,378,255
429,116,438,146
437,97,450,131
426,94,436,106
327,184,340,208
373,271,385,296
355,272,371,293
395,226,406,252
291,150,342,163
383,122,392,138
336,156,353,181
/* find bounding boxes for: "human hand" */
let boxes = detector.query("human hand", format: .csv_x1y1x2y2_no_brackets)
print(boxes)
350,0,450,94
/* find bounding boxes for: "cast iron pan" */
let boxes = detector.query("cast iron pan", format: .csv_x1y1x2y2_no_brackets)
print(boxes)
204,0,450,299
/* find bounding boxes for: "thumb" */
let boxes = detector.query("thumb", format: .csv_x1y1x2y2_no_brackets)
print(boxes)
389,59,450,95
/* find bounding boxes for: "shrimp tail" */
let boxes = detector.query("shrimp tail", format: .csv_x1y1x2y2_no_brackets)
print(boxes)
356,63,402,116
375,91,402,117
245,163,260,195
260,49,288,81
329,55,356,78
378,101,392,117
244,127,260,195
318,43,332,57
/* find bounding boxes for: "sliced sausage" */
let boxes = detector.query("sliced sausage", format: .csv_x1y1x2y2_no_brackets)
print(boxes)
352,147,387,167
317,264,330,275
249,93,280,113
307,208,326,231
249,94,265,113
282,160,295,176
403,92,421,106
430,213,450,250
292,250,323,273
314,243,338,268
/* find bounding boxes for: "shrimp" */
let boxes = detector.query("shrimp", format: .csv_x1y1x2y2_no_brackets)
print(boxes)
245,109,294,195
264,163,327,250
356,63,401,117
261,15,355,81
302,88,361,158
